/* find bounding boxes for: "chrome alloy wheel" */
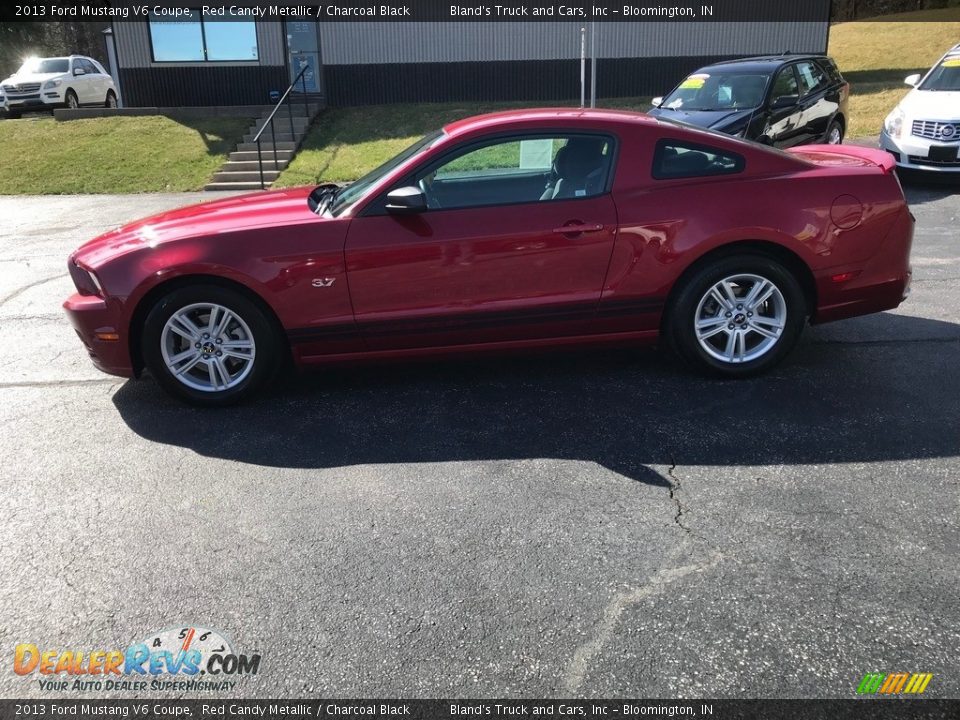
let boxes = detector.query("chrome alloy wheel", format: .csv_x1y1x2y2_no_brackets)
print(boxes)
827,125,842,144
694,274,787,364
160,303,256,393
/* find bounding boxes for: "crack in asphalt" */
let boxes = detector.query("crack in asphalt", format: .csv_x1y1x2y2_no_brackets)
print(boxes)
0,379,119,390
0,313,66,322
667,462,690,535
561,545,724,694
0,273,68,308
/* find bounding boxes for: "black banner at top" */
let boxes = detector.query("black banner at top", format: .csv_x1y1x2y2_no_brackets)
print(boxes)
3,0,837,23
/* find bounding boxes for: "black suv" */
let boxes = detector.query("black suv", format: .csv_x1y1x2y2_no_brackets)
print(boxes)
648,55,850,147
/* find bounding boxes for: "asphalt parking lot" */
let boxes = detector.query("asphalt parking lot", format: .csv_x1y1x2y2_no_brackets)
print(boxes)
0,180,958,699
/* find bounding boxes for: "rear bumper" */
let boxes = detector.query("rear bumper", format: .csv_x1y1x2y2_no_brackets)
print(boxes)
812,206,914,324
63,293,135,378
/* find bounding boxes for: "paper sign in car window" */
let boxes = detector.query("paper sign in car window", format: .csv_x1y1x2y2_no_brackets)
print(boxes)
519,139,554,169
942,58,960,68
680,74,709,90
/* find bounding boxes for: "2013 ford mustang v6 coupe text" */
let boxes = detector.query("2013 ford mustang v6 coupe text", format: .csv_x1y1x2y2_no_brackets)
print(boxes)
64,109,913,406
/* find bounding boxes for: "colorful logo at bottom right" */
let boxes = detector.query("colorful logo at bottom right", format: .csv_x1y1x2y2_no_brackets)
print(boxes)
857,673,933,695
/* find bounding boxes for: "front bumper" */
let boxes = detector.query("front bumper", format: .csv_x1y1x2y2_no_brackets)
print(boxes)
880,129,960,173
3,93,64,112
63,293,135,378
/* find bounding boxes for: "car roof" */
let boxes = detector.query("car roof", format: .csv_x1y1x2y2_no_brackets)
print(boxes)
442,108,657,136
946,43,960,57
696,54,828,72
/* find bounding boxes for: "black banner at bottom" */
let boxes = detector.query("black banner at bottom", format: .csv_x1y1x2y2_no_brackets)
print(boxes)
0,700,958,720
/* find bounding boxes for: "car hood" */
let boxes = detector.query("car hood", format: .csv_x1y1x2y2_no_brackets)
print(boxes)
649,106,751,130
898,89,960,119
2,72,65,85
73,186,319,269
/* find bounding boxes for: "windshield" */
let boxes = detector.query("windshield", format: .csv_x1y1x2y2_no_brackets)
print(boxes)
18,58,69,75
661,71,770,112
330,130,445,216
919,58,960,91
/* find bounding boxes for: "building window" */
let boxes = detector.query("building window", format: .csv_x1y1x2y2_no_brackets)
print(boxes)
149,12,259,62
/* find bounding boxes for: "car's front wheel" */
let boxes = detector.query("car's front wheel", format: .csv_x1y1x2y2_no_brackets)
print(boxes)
667,254,807,377
141,284,280,406
65,90,79,109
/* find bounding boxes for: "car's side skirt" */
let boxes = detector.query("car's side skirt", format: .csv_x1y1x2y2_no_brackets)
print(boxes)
293,329,660,366
287,298,666,347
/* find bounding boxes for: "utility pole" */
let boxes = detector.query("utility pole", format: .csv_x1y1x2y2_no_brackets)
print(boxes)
580,26,586,108
590,21,597,107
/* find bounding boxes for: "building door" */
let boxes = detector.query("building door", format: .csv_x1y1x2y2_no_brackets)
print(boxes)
285,21,322,94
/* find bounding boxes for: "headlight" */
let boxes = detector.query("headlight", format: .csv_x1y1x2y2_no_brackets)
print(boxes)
884,107,905,138
68,260,105,297
43,79,62,90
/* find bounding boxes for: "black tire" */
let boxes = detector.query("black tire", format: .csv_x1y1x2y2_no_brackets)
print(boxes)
105,90,117,108
666,254,807,378
826,119,844,145
141,284,281,406
6,111,20,120
65,90,79,110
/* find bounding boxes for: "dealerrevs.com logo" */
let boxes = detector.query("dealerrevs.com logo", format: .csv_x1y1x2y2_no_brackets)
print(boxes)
13,626,261,692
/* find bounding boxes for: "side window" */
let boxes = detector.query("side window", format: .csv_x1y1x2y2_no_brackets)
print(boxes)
770,66,799,104
416,134,614,210
818,58,843,85
652,139,745,180
81,59,98,75
797,61,828,95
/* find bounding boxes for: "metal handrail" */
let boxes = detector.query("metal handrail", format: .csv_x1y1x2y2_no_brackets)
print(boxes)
254,65,312,190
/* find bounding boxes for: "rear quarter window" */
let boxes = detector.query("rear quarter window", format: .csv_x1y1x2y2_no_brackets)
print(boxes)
652,139,745,180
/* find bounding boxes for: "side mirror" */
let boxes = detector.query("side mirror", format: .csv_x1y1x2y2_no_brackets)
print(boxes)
904,73,921,87
73,67,85,76
651,96,664,108
771,94,799,110
385,186,427,214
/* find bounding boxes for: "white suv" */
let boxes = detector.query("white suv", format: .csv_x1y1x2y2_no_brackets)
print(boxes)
0,55,118,118
880,43,960,173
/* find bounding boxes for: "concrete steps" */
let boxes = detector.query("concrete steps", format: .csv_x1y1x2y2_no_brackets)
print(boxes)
236,141,298,152
211,169,281,183
205,100,323,191
228,150,294,162
205,181,273,191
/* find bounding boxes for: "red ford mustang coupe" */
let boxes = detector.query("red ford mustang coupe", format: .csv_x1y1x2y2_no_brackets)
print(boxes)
64,109,913,405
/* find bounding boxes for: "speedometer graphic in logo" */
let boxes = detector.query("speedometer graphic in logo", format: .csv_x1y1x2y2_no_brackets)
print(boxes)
142,626,233,673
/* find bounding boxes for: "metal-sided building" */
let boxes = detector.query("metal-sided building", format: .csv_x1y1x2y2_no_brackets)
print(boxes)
107,18,830,108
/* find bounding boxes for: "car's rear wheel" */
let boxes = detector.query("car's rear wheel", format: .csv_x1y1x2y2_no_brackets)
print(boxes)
667,254,807,377
65,90,79,109
142,285,280,406
105,90,117,108
826,120,843,144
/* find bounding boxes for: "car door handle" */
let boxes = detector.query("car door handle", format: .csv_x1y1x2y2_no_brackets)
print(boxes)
552,223,604,235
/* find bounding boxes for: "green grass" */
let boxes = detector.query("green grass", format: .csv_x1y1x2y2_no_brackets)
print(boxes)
0,116,248,194
276,98,651,187
828,10,960,137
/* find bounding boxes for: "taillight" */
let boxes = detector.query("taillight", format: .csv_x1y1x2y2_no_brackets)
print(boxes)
68,260,103,297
